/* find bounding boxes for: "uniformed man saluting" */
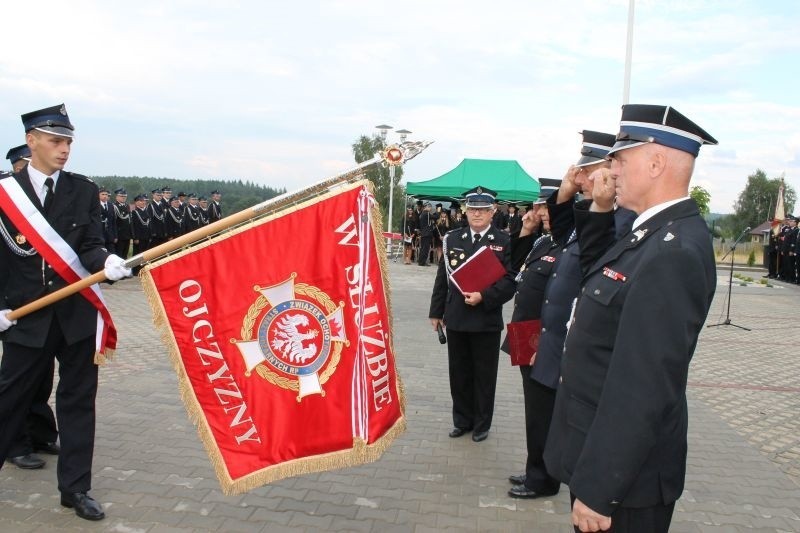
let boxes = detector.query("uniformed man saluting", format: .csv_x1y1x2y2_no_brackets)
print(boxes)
544,105,718,533
429,186,516,443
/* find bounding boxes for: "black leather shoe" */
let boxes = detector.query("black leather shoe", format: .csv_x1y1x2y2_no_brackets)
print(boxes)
508,473,526,485
60,492,105,521
448,427,471,438
9,454,45,469
508,485,559,499
471,430,489,442
34,441,60,455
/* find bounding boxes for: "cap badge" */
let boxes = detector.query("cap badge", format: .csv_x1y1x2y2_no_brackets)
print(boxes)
476,187,483,194
59,105,67,115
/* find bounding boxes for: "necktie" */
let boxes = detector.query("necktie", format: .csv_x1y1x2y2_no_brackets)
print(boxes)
43,177,55,213
474,233,481,245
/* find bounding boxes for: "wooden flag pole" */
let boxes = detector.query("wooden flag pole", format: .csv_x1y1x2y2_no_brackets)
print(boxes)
7,140,433,321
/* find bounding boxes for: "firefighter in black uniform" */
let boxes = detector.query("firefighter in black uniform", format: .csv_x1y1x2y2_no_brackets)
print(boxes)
417,202,434,266
3,144,60,470
112,188,132,258
147,189,166,248
544,105,718,533
130,193,151,254
183,193,202,232
165,195,184,238
208,190,222,223
0,103,131,521
429,186,516,443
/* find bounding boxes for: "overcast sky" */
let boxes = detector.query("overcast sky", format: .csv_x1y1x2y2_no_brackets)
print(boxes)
2,0,798,213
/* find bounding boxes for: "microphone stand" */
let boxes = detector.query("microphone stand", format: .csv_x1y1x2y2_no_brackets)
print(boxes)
707,226,751,331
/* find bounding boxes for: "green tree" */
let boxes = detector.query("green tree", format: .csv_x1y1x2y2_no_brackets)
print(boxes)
351,135,405,233
690,185,711,216
732,170,796,231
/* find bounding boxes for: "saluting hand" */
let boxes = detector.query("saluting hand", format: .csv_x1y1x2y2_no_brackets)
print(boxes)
556,165,582,204
520,209,541,237
572,498,612,532
588,168,615,213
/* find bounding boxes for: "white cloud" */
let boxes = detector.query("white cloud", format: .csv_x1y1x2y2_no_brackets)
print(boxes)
2,0,799,214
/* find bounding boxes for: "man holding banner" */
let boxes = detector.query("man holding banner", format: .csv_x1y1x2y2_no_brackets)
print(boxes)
0,104,131,521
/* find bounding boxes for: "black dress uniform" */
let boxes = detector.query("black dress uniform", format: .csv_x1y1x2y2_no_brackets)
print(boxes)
209,190,222,223
781,219,798,282
4,148,60,468
0,110,112,512
184,196,203,233
165,199,185,238
417,204,434,266
501,187,569,496
544,104,718,533
112,189,132,258
99,192,117,254
130,196,151,255
429,187,516,440
147,191,167,247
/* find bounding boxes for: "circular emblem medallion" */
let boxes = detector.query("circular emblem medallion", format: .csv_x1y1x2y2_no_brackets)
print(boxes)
257,299,332,377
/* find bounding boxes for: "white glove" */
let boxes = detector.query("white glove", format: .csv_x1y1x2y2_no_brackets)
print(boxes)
104,254,133,281
0,309,17,333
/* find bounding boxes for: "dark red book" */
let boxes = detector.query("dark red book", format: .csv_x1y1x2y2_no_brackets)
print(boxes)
449,245,507,295
506,319,541,366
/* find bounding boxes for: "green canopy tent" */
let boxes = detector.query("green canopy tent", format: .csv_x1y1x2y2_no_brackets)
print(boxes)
405,158,540,203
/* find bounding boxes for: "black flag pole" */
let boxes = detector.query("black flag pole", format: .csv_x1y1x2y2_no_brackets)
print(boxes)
707,225,751,331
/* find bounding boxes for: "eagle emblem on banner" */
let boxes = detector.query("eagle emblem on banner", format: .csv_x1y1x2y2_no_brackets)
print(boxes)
234,273,348,401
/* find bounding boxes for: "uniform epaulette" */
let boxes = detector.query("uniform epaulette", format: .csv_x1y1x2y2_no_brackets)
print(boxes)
445,227,462,237
61,171,94,184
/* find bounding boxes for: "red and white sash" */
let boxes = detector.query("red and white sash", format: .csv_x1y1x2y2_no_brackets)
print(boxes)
0,176,117,363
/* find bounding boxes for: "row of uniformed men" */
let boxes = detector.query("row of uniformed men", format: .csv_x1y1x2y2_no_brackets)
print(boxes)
99,187,222,257
6,145,224,258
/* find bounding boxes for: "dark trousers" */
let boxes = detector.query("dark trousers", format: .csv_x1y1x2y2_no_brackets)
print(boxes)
116,239,131,259
149,236,167,249
132,238,150,256
570,493,675,533
446,329,500,434
8,358,57,457
780,253,794,281
418,235,433,266
520,366,559,492
0,319,99,493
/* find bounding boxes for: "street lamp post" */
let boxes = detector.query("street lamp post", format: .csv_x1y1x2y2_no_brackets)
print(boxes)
375,124,412,255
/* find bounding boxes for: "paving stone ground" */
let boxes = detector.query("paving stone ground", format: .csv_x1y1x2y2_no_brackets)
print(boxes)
1,261,799,532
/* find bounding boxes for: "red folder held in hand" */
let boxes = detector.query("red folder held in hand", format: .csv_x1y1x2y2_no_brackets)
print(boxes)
506,319,541,366
449,245,507,295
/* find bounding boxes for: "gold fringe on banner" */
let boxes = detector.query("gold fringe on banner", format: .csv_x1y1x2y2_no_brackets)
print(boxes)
140,179,407,495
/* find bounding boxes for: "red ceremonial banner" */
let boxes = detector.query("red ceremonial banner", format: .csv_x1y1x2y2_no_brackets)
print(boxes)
140,181,405,494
